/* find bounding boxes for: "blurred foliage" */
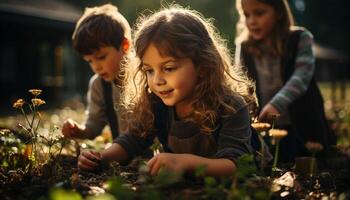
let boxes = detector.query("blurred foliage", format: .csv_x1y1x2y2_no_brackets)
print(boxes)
64,0,237,48
105,177,136,200
63,0,350,55
50,188,83,200
290,0,350,54
0,129,27,172
319,82,350,147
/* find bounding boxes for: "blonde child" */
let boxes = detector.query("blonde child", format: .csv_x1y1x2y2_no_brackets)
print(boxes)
62,4,131,139
235,0,336,163
78,6,256,176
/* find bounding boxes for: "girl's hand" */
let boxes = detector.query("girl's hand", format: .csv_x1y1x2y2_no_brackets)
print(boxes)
62,118,82,138
78,149,102,171
258,103,280,123
147,153,189,176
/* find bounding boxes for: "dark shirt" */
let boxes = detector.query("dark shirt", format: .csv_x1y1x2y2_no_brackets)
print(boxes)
239,28,336,155
114,95,253,165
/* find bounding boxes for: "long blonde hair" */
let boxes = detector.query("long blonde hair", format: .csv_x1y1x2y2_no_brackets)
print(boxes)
122,5,256,136
236,0,295,56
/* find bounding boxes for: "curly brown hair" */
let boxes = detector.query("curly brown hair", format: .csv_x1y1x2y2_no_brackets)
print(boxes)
122,5,256,137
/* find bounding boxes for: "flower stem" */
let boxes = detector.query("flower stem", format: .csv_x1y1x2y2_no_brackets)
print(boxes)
30,106,36,130
258,134,265,174
34,112,41,133
21,108,31,130
310,152,316,176
272,141,280,169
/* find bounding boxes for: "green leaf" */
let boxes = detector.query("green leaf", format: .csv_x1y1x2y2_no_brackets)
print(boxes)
106,177,135,200
194,165,206,177
141,187,164,200
204,176,216,188
235,154,257,180
49,188,82,200
86,193,116,200
153,168,182,188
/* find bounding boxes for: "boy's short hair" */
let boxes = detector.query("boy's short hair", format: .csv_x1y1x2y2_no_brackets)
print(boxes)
72,4,131,55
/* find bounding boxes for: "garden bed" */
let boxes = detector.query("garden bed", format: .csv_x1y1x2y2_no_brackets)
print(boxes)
1,148,349,200
1,88,350,199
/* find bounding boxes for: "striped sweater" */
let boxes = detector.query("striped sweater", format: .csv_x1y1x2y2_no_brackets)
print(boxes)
236,28,315,118
269,29,315,113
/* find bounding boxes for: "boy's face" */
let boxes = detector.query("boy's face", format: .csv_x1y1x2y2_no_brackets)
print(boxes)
83,46,124,82
142,43,199,116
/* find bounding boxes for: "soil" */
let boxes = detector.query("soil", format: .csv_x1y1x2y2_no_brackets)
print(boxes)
0,149,350,200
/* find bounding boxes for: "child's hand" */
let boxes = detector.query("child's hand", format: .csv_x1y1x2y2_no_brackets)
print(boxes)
78,149,102,171
62,118,82,138
258,103,280,123
147,153,189,176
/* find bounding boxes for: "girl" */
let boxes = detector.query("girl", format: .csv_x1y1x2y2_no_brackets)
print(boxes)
235,0,336,163
78,6,256,176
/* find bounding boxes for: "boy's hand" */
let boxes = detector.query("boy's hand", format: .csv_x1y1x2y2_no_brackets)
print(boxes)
62,118,82,138
147,153,189,176
78,149,102,171
258,103,280,123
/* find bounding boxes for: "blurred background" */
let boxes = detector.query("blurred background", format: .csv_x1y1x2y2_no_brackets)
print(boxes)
0,0,349,115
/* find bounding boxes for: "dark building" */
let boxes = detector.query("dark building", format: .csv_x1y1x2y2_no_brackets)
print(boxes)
0,0,91,114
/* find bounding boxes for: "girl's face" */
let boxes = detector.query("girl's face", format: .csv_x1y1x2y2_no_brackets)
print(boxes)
83,46,124,82
142,43,199,115
241,0,277,42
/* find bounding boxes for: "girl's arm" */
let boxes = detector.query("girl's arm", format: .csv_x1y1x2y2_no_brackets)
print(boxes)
147,97,252,176
186,156,236,176
100,143,129,163
269,29,315,112
147,153,236,176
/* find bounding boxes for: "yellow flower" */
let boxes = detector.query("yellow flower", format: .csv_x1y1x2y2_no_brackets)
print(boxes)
269,129,288,139
251,122,271,132
269,129,288,145
31,98,46,106
13,99,25,109
305,142,324,153
0,129,11,135
29,89,42,96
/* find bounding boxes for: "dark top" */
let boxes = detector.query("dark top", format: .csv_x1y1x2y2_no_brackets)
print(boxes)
240,29,336,153
101,79,119,139
114,93,253,165
85,75,122,139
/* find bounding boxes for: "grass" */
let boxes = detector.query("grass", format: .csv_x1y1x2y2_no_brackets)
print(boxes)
318,81,350,146
0,81,349,146
318,81,350,103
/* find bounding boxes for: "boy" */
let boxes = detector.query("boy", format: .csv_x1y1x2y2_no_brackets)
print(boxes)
62,4,131,140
